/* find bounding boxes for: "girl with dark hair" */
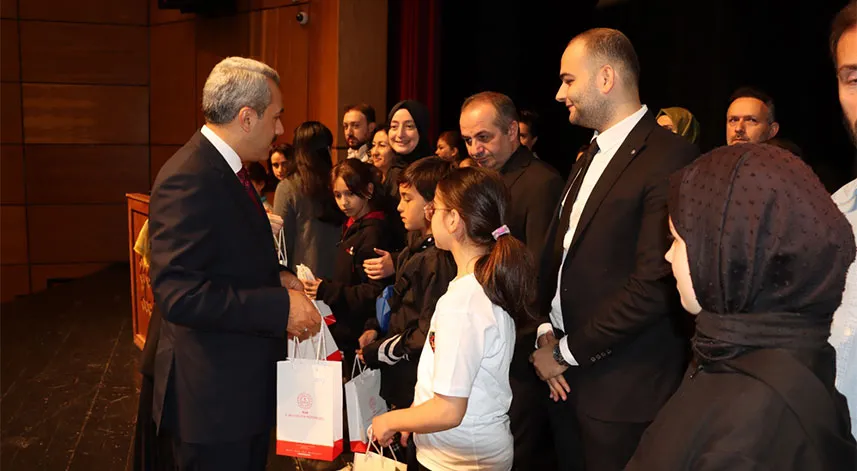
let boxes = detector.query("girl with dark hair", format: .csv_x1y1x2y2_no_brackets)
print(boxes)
435,130,468,164
627,145,857,470
388,100,433,164
272,121,343,279
268,143,295,181
371,167,534,471
302,159,394,362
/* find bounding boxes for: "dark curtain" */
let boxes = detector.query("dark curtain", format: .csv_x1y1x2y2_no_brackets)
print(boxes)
387,0,442,143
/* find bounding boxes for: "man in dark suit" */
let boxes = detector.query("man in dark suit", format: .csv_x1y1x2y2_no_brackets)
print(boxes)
530,29,699,471
148,57,321,471
459,91,564,471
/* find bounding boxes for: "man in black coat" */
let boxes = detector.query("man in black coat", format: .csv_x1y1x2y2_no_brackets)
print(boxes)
148,57,320,471
530,29,699,471
459,91,565,471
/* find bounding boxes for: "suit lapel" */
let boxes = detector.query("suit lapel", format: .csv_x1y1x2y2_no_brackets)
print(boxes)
568,112,656,250
199,135,273,247
499,146,533,191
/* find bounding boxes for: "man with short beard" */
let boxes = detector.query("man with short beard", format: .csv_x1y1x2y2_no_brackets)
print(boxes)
343,103,377,162
829,0,857,438
530,28,699,470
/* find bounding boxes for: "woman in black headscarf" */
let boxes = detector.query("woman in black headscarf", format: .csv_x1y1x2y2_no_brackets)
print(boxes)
387,100,432,164
626,144,857,470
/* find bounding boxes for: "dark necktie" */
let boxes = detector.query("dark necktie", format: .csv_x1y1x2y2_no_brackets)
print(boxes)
551,140,600,263
236,167,266,216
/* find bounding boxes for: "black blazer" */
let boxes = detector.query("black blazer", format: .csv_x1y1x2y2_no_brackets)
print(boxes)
538,112,699,422
148,131,291,443
499,145,564,262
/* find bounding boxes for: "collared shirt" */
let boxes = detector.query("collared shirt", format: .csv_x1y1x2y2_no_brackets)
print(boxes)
200,125,242,174
830,177,857,437
536,105,649,365
347,143,370,163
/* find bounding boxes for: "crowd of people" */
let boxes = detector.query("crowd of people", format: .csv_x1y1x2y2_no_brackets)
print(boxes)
136,2,857,470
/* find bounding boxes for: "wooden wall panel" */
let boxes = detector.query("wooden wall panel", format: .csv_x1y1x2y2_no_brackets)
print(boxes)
338,0,387,127
149,1,194,25
0,0,16,19
195,14,251,128
150,21,197,145
1,205,28,264
25,145,150,204
28,204,126,263
1,265,30,302
249,5,309,141
1,20,19,82
22,84,149,144
20,22,148,85
151,145,181,184
1,82,22,143
1,145,25,204
20,0,146,25
30,263,109,292
307,0,339,144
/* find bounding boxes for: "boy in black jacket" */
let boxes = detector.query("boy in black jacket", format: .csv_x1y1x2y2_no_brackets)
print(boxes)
358,157,457,410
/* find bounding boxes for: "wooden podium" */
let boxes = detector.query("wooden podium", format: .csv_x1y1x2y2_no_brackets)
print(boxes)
126,193,151,350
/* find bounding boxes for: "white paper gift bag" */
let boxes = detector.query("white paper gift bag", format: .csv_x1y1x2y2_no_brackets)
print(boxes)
296,264,336,326
345,360,388,453
276,336,344,461
352,432,407,471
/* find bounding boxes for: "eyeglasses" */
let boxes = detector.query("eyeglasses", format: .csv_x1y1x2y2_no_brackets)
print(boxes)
424,201,451,220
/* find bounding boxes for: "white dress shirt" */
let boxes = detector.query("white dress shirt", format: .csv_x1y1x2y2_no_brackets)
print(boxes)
347,143,370,162
201,125,242,174
830,178,857,437
537,105,649,365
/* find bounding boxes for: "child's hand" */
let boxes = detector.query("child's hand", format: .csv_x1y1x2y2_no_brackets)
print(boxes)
363,248,394,280
301,279,321,299
400,431,411,448
371,414,396,447
359,330,378,348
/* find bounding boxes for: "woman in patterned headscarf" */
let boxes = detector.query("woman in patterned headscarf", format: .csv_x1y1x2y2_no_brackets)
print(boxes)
656,107,701,144
627,144,857,470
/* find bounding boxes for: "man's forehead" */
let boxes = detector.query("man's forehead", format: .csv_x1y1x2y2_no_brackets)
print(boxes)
343,110,366,122
460,104,498,131
727,97,767,115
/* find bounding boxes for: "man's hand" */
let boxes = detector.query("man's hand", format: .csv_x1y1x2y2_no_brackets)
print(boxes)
268,213,284,235
287,289,321,339
371,413,397,447
359,330,379,349
536,330,556,348
301,278,322,300
530,337,571,402
279,271,303,291
363,248,394,280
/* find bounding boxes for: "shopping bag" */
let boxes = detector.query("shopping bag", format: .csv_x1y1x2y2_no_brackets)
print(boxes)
352,430,406,471
296,264,336,325
276,335,344,461
375,285,394,334
345,359,388,453
288,307,342,362
273,224,287,268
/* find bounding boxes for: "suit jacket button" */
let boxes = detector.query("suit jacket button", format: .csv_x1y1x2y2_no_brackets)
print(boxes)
590,356,596,362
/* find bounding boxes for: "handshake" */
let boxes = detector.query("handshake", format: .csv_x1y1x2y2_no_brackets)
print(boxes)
280,270,322,340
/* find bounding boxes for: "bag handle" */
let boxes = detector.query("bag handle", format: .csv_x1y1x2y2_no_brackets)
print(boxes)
351,356,366,378
365,426,399,461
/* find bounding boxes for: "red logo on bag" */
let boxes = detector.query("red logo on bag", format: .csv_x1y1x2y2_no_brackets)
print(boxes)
369,396,377,414
429,331,436,352
297,392,313,411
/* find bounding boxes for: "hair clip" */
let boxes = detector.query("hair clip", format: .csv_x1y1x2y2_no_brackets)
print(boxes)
492,224,510,240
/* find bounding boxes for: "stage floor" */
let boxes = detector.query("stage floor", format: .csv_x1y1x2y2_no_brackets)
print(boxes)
0,264,348,470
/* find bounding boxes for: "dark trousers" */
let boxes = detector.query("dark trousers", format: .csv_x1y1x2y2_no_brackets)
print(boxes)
547,393,651,471
509,375,556,471
167,431,269,471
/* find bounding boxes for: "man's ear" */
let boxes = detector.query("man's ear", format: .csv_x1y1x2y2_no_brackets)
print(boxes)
508,120,519,141
597,65,616,94
238,107,256,132
768,122,780,139
366,182,375,198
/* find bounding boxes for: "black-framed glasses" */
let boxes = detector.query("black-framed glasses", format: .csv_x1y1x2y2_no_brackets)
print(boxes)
424,201,451,220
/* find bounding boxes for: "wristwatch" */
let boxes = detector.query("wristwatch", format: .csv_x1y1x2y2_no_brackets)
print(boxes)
553,343,570,367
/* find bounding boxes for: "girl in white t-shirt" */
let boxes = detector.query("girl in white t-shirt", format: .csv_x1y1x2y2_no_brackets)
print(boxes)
371,167,536,471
